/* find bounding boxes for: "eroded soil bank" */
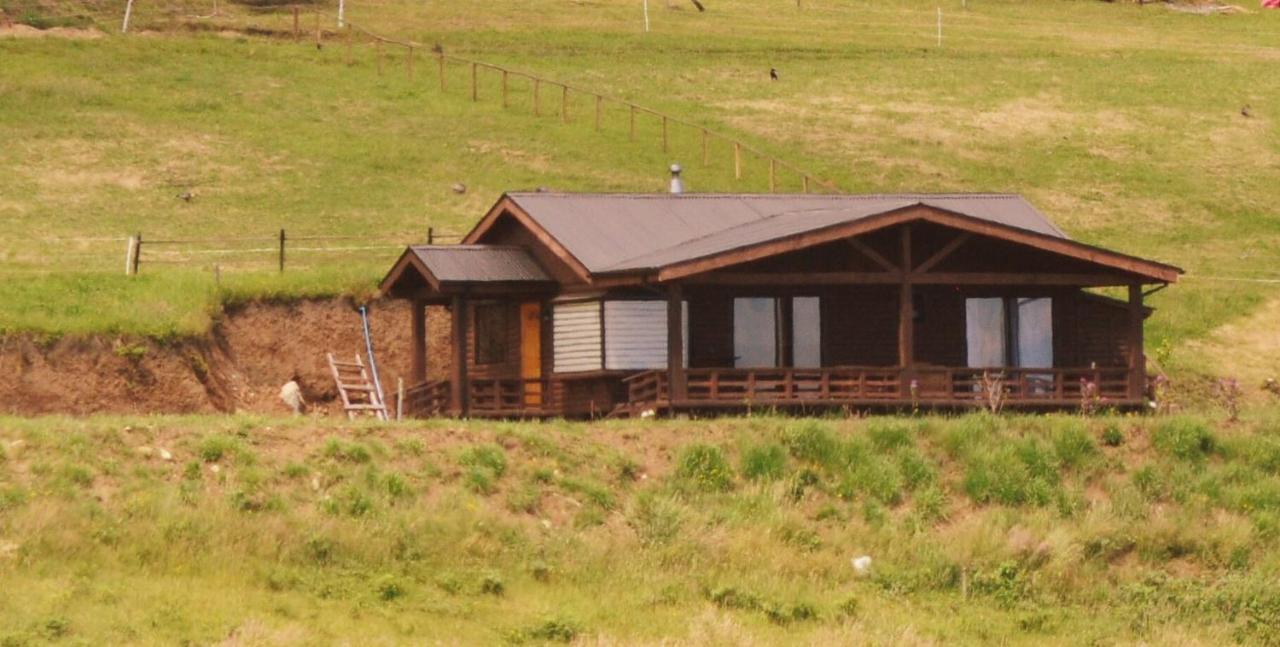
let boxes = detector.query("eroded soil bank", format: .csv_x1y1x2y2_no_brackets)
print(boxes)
0,299,451,416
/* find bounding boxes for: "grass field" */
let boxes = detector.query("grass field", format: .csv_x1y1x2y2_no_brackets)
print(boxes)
3,411,1280,644
1,2,1278,373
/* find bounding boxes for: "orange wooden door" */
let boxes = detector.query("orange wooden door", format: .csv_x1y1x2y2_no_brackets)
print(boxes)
520,302,542,407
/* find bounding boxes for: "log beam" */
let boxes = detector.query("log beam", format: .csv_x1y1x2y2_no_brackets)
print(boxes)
410,299,427,383
1128,283,1145,400
450,295,469,416
667,283,687,401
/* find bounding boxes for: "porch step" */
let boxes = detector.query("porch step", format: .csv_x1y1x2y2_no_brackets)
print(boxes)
327,352,388,421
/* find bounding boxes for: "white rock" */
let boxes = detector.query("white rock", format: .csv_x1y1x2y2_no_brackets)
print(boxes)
311,477,321,492
210,464,221,474
158,448,172,461
852,555,873,575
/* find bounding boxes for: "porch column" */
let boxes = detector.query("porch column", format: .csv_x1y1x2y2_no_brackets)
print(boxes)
898,225,915,370
450,295,469,416
410,299,427,384
1127,283,1144,401
667,283,687,403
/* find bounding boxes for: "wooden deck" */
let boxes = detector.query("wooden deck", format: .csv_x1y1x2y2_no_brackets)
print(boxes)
404,365,1140,419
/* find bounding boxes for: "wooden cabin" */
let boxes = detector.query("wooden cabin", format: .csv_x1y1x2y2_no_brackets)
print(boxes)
380,193,1181,418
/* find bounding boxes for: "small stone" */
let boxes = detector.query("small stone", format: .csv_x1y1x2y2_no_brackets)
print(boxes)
451,182,467,194
158,448,172,461
852,555,873,576
311,476,321,492
210,464,221,474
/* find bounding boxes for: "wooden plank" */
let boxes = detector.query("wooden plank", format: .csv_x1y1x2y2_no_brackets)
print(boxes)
450,295,468,415
667,284,687,401
899,225,914,369
1128,283,1144,399
847,237,898,271
915,232,972,273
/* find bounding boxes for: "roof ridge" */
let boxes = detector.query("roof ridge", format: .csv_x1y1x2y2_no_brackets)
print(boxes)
508,191,1025,199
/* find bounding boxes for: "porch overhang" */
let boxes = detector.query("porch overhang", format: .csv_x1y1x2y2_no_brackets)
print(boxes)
379,245,556,302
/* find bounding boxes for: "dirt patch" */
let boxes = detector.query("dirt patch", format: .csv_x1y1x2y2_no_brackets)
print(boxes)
0,24,102,39
0,298,453,416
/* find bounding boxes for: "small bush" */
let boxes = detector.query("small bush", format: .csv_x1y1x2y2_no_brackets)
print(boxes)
384,472,411,499
1154,418,1216,461
868,419,914,451
61,463,93,487
375,575,406,601
198,434,242,463
898,449,937,490
509,617,579,643
1101,424,1125,447
707,585,762,611
784,421,840,466
627,491,684,546
1052,424,1097,470
323,438,373,463
283,462,309,479
506,483,542,514
741,444,788,481
675,444,734,492
559,476,614,509
394,437,425,456
465,467,497,495
480,573,505,596
459,444,507,477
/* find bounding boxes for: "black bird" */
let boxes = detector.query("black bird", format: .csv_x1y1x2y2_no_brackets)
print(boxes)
770,67,779,81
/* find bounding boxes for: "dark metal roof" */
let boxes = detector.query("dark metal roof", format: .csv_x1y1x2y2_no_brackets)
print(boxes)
504,193,1066,273
410,245,550,283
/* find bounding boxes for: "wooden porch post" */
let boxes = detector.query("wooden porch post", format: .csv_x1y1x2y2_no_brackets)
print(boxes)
898,225,915,371
450,295,469,416
667,283,687,403
1128,283,1144,401
410,299,427,384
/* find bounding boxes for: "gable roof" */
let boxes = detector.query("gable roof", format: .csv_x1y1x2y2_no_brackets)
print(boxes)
379,245,552,296
486,193,1067,275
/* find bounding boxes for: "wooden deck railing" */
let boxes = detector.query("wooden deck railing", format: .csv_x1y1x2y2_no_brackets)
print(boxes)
403,379,450,417
625,366,1134,409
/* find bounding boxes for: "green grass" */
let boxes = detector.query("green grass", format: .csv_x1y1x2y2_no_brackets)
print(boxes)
3,411,1280,643
1,1,1279,375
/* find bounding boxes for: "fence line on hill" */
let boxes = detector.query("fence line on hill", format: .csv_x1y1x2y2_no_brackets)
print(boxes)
335,16,841,195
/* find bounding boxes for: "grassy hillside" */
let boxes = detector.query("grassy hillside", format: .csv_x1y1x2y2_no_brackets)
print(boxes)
2,412,1280,643
1,1,1278,380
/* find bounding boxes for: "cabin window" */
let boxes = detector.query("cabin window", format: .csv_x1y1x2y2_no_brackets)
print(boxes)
965,297,1052,368
733,297,822,368
792,297,822,368
474,303,509,365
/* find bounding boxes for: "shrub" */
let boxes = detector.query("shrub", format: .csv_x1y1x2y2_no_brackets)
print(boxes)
898,449,936,490
675,444,734,492
375,574,406,601
741,444,788,481
1154,418,1216,461
198,434,242,463
1052,423,1097,470
868,419,914,451
838,458,903,505
1101,424,1125,447
384,472,411,499
480,573,505,596
963,446,1056,507
627,492,684,545
465,467,497,495
509,617,579,643
914,485,948,522
322,438,373,463
784,421,840,466
459,444,507,477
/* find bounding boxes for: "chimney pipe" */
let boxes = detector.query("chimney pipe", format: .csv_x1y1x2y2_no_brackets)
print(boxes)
669,163,684,194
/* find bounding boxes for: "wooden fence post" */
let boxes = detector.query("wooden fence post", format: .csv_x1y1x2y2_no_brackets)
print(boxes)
344,25,353,65
438,52,446,91
802,175,810,193
132,232,142,275
501,70,508,108
733,142,741,179
594,95,602,131
471,62,477,101
427,227,435,244
561,85,568,123
278,229,286,272
292,5,299,42
314,9,321,48
533,78,541,116
124,235,136,275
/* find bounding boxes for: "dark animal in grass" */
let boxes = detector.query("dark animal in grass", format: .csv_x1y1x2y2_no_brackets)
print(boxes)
1241,105,1253,118
770,68,779,81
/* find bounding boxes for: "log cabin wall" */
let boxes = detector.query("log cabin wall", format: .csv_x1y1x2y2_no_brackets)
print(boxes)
1053,291,1131,368
466,300,524,381
913,286,967,367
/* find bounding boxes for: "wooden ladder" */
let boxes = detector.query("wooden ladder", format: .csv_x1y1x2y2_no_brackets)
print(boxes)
327,352,388,421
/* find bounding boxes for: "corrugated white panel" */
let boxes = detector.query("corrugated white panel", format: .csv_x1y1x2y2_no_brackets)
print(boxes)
605,301,667,370
603,300,688,370
554,301,602,373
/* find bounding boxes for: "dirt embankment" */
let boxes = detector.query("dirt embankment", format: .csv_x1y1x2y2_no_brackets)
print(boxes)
0,299,452,416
